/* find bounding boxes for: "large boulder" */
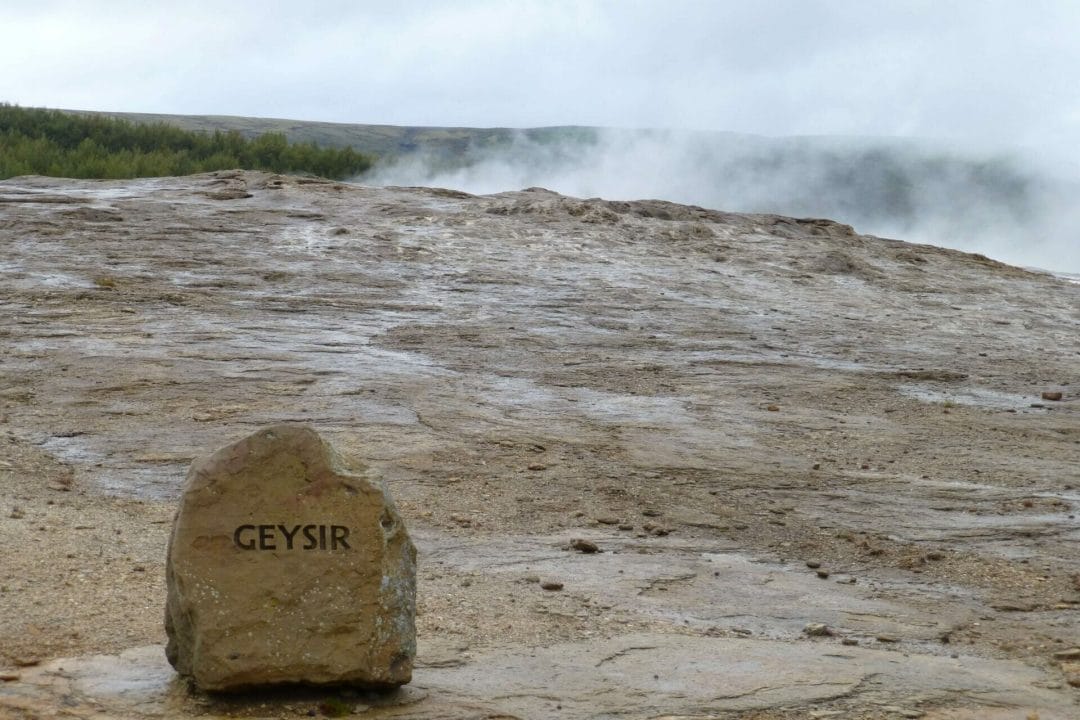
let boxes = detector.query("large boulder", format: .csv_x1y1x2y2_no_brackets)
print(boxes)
164,424,416,691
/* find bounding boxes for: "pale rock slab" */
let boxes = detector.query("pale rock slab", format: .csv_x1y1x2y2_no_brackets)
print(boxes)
164,424,415,691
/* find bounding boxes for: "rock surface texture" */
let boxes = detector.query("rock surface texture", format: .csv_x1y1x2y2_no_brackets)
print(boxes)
164,424,416,691
1,172,1077,719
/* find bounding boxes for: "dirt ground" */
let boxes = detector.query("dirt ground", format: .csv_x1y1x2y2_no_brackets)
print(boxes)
1,171,1078,719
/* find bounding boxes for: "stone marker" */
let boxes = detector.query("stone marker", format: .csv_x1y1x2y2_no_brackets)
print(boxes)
164,424,416,691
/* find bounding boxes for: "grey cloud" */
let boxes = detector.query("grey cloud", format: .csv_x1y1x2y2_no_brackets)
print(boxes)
2,1,1077,147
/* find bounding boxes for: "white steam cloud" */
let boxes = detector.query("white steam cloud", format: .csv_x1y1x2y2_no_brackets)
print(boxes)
366,129,1080,275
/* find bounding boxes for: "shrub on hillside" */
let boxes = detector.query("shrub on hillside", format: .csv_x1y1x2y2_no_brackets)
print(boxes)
0,104,373,180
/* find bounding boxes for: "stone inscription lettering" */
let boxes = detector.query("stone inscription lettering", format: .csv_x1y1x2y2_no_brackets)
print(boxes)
233,524,351,551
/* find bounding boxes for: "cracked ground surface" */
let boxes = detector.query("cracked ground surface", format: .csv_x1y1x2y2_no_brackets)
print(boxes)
0,171,1078,719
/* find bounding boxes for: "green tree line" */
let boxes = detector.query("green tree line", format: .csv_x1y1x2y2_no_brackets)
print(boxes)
0,104,373,180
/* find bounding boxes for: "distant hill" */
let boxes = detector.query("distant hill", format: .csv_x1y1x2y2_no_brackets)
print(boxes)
63,108,598,170
1,105,372,180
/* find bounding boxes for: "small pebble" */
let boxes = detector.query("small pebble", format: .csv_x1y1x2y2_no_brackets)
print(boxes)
805,560,821,569
541,581,564,591
803,623,833,637
841,638,858,646
816,570,830,579
570,539,599,554
1042,391,1063,401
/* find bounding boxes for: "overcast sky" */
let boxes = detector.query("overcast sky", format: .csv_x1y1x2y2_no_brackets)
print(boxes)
3,1,1079,153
